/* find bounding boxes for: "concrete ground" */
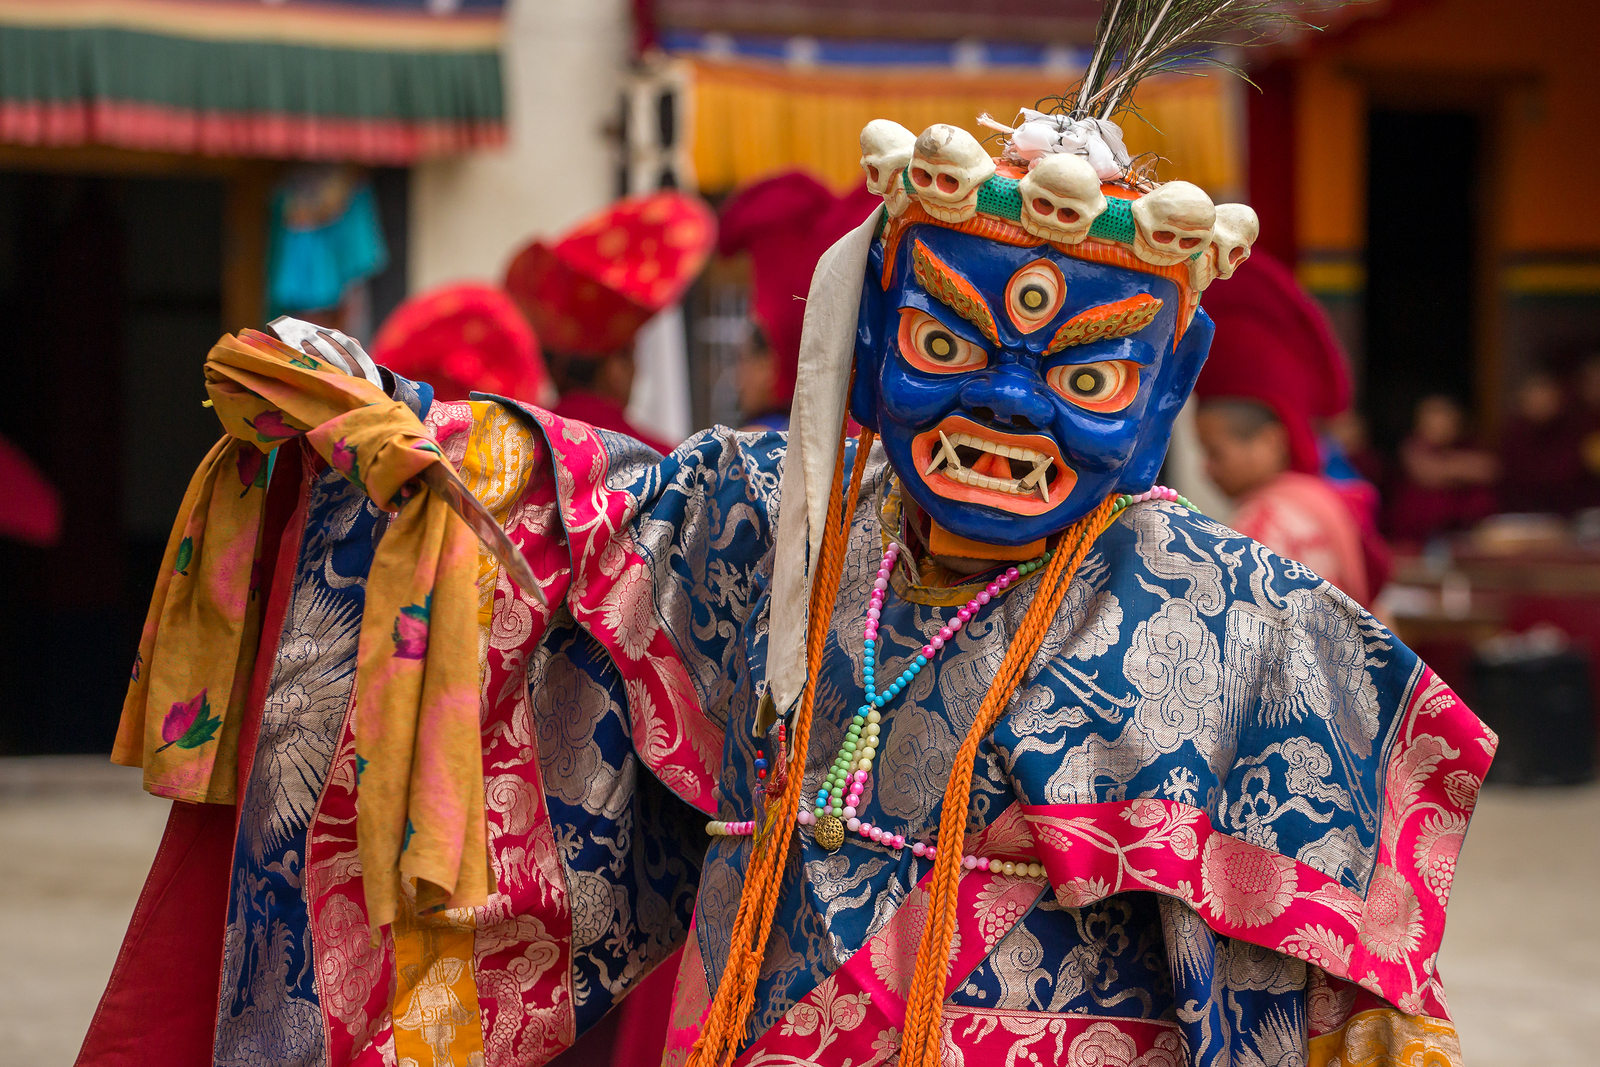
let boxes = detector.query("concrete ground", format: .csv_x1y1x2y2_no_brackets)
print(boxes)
0,757,1594,1066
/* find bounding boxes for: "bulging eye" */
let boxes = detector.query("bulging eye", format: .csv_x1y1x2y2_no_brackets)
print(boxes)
1047,360,1141,412
897,309,987,374
1004,260,1065,333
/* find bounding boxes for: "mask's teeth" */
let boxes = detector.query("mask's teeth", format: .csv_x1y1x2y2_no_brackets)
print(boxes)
1020,458,1053,489
1036,478,1051,504
926,432,962,477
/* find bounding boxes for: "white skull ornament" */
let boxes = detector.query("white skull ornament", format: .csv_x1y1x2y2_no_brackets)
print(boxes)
860,119,916,217
907,124,995,224
1210,203,1259,279
1017,153,1106,244
1130,181,1216,267
1188,203,1260,291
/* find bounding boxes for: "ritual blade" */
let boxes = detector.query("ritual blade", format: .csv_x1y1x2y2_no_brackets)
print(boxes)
267,317,385,387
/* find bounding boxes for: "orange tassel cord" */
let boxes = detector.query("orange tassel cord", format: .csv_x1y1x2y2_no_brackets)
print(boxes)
898,492,1119,1067
686,423,876,1067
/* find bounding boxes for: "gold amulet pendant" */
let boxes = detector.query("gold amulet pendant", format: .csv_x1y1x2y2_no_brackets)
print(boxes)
814,812,845,851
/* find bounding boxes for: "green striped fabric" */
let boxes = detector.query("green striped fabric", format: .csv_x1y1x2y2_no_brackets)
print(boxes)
0,24,502,124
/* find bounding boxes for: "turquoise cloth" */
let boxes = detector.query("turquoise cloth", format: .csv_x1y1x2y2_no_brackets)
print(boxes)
268,183,389,314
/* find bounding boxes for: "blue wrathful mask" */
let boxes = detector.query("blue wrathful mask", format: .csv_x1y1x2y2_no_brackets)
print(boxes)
849,223,1214,547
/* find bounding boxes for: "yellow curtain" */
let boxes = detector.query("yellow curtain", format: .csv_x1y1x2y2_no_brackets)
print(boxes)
689,59,1238,198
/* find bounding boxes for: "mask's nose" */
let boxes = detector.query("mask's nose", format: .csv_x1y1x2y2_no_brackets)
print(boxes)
957,363,1056,434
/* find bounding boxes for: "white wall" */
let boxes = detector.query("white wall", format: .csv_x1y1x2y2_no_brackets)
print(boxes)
408,0,631,292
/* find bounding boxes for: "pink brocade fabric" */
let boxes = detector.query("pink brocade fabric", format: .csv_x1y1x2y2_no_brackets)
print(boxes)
552,391,676,457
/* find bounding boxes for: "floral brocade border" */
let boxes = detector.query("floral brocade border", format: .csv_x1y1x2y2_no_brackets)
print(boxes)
1021,665,1494,1017
728,665,1489,1065
725,809,1051,1066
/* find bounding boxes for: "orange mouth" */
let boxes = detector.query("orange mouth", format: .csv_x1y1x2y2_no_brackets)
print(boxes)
910,415,1077,516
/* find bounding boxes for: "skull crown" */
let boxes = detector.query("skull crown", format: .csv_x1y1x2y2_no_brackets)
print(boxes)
855,115,1259,293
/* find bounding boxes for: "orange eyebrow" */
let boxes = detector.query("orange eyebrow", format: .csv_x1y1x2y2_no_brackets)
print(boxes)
911,239,1000,346
1044,293,1164,354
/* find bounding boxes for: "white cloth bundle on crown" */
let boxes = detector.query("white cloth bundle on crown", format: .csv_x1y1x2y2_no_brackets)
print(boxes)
1009,110,1131,181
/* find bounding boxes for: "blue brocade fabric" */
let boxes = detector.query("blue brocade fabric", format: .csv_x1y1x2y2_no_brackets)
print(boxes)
529,612,706,1035
645,444,1430,1063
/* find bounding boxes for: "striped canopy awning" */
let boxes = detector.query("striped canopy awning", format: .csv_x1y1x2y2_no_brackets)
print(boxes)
0,0,506,164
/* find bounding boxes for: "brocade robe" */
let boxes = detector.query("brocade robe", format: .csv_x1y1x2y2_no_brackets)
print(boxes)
79,386,1488,1067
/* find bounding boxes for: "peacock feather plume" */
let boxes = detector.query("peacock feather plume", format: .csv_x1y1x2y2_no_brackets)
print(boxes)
1062,0,1343,119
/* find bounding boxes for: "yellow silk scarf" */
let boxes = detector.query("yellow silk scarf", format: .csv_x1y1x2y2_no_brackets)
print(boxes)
114,329,489,930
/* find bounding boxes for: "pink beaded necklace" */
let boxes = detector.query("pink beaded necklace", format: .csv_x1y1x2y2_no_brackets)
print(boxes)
794,536,1050,853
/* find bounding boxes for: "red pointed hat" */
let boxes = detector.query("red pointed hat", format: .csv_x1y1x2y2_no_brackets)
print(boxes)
1193,252,1351,474
718,172,880,409
371,282,556,405
503,191,716,357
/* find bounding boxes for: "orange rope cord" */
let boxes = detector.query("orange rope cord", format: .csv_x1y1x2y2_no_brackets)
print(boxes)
897,493,1119,1067
686,426,877,1067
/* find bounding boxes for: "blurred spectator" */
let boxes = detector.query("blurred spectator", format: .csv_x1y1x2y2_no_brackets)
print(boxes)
267,165,389,328
0,433,60,546
1319,410,1392,594
735,322,783,430
1498,370,1587,515
717,171,879,430
1388,394,1498,541
1194,252,1382,604
1323,409,1385,488
504,191,716,455
545,349,675,454
1197,399,1369,604
371,283,557,406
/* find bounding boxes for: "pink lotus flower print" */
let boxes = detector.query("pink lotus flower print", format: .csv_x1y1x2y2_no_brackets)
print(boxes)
157,689,223,751
392,597,431,660
330,438,363,488
247,410,299,442
235,447,266,494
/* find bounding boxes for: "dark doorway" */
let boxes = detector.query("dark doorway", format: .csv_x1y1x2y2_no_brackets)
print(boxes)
1363,108,1482,452
0,172,226,754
